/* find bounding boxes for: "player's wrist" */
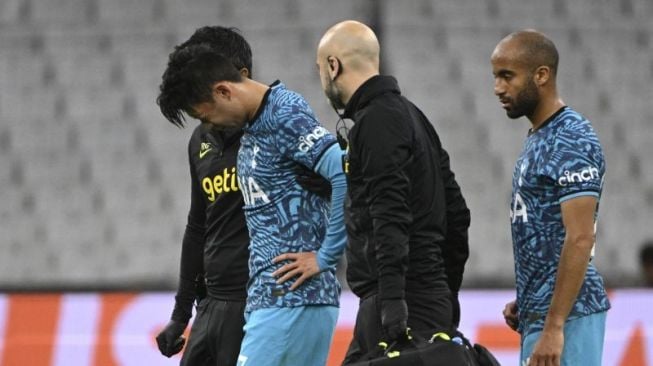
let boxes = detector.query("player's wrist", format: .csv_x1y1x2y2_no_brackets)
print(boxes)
316,249,337,272
167,318,188,329
170,306,192,324
378,278,405,300
543,315,565,332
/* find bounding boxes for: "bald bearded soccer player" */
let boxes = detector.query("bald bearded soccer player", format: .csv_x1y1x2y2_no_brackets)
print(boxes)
316,21,471,363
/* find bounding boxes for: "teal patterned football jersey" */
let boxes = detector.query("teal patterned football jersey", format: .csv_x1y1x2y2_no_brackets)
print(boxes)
510,107,610,335
238,82,341,313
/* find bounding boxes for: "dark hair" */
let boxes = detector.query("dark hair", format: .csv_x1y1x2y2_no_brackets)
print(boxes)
641,242,653,265
510,30,559,76
178,26,253,77
157,45,243,127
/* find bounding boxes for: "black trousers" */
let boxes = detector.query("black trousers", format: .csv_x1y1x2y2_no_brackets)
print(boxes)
343,290,453,365
180,298,246,366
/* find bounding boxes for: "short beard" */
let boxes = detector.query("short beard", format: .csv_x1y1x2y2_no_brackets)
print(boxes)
507,78,539,119
325,78,346,110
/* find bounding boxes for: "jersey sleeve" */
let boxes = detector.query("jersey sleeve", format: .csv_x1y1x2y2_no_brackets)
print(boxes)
273,93,337,168
171,137,207,323
544,127,605,203
313,144,347,271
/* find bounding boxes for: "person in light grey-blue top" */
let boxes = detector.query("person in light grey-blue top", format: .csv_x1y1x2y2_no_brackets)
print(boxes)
155,44,346,366
492,30,609,366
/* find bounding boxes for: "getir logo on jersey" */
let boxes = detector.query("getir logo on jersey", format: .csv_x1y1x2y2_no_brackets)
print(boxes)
557,166,600,186
298,126,328,152
202,167,238,202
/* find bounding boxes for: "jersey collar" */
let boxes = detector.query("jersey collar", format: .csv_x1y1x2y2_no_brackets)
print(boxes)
246,80,280,129
528,106,568,136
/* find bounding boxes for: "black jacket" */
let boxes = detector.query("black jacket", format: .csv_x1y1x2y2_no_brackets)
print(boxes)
172,124,250,323
342,75,470,301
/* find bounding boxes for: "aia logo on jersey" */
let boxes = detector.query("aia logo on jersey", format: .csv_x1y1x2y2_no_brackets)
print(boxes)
238,176,270,206
557,166,600,186
512,161,528,223
511,192,528,223
298,126,328,152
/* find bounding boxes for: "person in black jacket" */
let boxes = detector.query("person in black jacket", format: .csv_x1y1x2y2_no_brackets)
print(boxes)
316,21,471,363
155,26,330,365
153,26,252,366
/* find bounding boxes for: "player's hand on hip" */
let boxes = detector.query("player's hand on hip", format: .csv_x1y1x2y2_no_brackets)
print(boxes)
503,299,519,331
528,328,563,366
381,299,409,342
155,320,187,357
272,252,320,291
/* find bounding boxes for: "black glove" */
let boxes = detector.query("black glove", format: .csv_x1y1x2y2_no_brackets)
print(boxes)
380,299,408,342
155,320,187,357
295,166,331,199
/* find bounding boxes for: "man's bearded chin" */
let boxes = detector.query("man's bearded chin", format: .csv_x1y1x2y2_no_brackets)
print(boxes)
326,80,346,110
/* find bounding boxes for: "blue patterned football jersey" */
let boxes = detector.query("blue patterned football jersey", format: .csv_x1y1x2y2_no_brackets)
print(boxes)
510,107,610,335
237,82,342,312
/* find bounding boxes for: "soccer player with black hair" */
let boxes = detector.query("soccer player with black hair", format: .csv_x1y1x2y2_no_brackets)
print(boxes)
155,26,331,365
492,29,610,366
157,41,347,365
154,26,251,366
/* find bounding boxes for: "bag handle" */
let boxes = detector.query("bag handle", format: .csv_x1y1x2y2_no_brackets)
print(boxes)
376,327,418,358
377,329,459,358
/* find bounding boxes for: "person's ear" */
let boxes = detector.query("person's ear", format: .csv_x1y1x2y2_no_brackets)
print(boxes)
327,56,341,81
239,68,250,78
534,66,550,86
212,82,232,101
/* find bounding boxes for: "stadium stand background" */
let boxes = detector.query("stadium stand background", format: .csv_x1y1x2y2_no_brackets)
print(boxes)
0,0,651,291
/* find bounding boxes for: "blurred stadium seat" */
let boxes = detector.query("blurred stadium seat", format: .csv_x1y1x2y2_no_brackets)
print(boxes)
30,0,92,25
0,0,650,290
